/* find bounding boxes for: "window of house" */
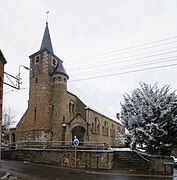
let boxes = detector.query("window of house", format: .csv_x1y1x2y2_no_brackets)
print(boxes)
35,56,39,64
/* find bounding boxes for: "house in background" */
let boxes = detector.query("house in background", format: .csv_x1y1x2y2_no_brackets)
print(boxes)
0,50,7,147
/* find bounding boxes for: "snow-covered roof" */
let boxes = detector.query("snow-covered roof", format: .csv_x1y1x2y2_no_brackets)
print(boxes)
85,106,122,125
68,85,122,125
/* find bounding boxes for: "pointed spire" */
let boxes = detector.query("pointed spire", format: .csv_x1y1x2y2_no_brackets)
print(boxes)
40,22,54,54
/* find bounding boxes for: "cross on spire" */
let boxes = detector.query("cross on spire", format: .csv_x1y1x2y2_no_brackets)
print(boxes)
46,11,49,23
40,13,54,54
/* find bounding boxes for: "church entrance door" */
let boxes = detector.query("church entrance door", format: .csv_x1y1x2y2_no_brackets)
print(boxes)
72,126,86,145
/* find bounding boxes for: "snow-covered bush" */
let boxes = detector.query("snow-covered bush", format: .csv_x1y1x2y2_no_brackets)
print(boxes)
121,82,177,155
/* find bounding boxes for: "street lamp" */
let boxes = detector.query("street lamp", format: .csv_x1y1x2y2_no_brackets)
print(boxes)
17,65,31,90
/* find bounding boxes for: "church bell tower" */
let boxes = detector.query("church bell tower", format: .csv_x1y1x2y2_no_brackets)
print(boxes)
16,21,69,142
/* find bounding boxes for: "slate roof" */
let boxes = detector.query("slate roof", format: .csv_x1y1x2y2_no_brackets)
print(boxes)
40,22,54,54
51,60,69,79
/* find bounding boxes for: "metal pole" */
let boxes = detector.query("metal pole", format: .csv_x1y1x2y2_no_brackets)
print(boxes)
17,65,31,90
74,146,77,169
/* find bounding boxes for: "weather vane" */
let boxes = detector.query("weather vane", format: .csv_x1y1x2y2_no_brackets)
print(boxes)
46,11,49,23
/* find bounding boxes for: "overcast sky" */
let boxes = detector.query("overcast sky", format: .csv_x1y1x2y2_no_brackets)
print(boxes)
1,0,177,124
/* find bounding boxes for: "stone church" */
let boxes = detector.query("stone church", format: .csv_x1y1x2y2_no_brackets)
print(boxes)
15,22,125,147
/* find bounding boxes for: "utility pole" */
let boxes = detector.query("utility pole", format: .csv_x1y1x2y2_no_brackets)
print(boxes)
4,65,31,90
0,50,31,174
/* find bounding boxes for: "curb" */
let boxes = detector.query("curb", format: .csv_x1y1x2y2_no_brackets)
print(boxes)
84,170,175,178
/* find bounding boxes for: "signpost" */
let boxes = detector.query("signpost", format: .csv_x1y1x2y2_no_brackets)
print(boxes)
73,136,79,170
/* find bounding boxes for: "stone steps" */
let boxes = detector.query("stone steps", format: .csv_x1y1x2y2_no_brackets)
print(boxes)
112,151,150,172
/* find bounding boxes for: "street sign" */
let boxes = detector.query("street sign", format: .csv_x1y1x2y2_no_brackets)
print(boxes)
73,137,79,146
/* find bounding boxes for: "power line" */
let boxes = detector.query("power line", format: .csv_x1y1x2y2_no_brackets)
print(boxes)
70,63,177,82
67,49,177,72
67,45,177,69
69,56,177,76
65,35,177,64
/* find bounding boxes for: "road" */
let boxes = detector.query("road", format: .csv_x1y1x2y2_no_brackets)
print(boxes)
1,160,176,180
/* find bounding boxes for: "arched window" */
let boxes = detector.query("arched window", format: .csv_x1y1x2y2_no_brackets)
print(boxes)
96,118,100,134
103,121,109,136
69,100,75,114
106,122,109,136
91,117,100,134
94,118,97,132
91,122,94,132
72,104,75,113
111,124,115,137
69,103,72,112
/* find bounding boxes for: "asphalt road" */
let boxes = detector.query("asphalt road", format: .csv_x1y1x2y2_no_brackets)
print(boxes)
0,160,175,180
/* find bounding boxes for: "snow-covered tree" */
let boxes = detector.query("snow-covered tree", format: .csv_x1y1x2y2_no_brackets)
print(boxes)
2,106,17,143
121,82,177,155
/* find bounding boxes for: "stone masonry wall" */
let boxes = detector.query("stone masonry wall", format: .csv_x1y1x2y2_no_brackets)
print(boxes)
2,149,173,175
86,109,124,147
2,149,113,170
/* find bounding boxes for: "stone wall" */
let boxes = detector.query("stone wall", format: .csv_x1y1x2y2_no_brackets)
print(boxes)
2,149,113,170
2,149,173,175
112,150,173,175
86,108,124,147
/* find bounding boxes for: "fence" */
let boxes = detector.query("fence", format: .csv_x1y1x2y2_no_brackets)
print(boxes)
14,141,108,150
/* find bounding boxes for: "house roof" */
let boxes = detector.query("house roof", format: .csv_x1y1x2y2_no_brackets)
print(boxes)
0,49,7,64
